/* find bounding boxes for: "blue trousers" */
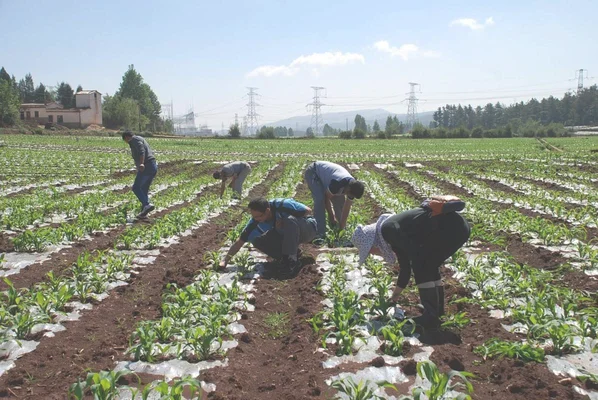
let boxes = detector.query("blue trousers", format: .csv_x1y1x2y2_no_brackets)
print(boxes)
304,163,345,237
132,160,158,207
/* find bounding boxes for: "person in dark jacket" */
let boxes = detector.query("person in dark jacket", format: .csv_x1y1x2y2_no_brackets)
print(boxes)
122,130,158,218
220,197,317,276
351,196,470,331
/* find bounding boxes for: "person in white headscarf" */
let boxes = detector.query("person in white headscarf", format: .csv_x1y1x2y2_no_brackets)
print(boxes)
351,197,470,331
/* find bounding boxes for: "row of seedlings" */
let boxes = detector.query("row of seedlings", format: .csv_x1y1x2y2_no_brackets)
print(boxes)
374,163,598,398
386,163,598,275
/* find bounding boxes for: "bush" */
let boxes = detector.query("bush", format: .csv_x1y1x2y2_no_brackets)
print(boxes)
339,130,352,139
34,128,43,135
353,128,366,139
376,131,388,139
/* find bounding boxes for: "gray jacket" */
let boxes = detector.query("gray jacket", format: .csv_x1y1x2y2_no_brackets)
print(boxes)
128,136,155,167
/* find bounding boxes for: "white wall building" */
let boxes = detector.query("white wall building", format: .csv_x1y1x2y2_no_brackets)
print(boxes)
19,90,102,128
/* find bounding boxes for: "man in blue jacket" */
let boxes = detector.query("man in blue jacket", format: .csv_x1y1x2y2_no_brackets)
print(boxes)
122,130,158,219
219,197,317,276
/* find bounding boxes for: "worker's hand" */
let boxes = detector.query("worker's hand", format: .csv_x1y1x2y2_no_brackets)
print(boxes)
390,286,404,303
304,206,312,215
138,164,145,172
275,219,284,229
219,259,227,269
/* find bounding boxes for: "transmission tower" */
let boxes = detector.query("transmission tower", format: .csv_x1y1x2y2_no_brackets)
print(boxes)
245,87,260,136
307,86,326,136
406,82,420,129
234,113,239,127
576,69,588,94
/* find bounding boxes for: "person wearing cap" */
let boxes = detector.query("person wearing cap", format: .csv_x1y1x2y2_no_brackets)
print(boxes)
122,130,158,219
219,197,317,276
351,196,470,331
213,161,252,199
303,161,365,242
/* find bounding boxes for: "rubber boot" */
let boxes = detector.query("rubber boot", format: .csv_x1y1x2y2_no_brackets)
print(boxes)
413,287,441,331
437,286,445,318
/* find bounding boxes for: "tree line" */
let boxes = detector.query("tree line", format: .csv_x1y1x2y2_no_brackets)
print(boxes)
0,64,172,132
0,66,82,126
431,86,598,129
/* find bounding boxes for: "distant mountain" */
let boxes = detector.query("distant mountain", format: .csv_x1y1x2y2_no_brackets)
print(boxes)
268,108,434,131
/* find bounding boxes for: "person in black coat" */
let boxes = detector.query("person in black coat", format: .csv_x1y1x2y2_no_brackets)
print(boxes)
351,196,470,331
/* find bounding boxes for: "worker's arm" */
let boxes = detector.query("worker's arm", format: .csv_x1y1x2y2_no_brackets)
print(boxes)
219,178,227,198
324,191,336,225
339,197,353,230
219,238,245,269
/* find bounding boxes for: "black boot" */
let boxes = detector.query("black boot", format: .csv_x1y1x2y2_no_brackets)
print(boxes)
413,287,441,331
437,285,445,318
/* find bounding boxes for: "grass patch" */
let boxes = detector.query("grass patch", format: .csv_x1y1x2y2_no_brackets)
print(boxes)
263,312,290,339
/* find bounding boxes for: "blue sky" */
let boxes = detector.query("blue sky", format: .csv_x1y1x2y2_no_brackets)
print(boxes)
1,0,596,130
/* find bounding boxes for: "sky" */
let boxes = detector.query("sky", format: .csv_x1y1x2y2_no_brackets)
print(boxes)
1,0,596,131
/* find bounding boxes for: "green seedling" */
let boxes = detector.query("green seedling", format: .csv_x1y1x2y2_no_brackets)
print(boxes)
474,338,545,362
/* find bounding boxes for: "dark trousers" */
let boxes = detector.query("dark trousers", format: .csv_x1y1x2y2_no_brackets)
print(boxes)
252,216,317,259
132,160,158,207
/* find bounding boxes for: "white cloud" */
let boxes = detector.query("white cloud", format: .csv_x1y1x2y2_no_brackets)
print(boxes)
247,51,364,78
290,51,365,67
246,65,298,78
373,40,439,60
450,16,495,30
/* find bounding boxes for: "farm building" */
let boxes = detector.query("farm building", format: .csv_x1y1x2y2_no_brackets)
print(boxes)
19,90,102,128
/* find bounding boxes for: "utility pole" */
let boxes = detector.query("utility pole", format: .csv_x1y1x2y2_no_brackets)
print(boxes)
576,69,588,94
307,86,326,136
245,87,260,136
406,82,420,130
234,113,239,127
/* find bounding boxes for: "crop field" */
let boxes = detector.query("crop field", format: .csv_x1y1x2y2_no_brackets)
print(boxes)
1,134,598,399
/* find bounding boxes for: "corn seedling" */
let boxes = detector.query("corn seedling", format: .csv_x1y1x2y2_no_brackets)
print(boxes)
68,369,138,400
441,312,471,329
528,320,582,355
474,338,545,362
409,361,474,400
331,377,395,400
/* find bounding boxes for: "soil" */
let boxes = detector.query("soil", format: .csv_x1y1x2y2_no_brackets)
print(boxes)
0,163,284,398
0,162,243,291
0,160,596,400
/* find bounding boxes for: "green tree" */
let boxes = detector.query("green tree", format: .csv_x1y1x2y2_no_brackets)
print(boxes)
354,114,367,132
56,82,75,108
34,83,53,103
76,85,83,93
0,67,10,83
116,65,162,129
323,123,335,136
0,79,20,126
18,73,35,103
306,127,314,138
228,123,241,138
257,125,275,139
288,127,294,137
102,94,148,130
373,120,381,133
